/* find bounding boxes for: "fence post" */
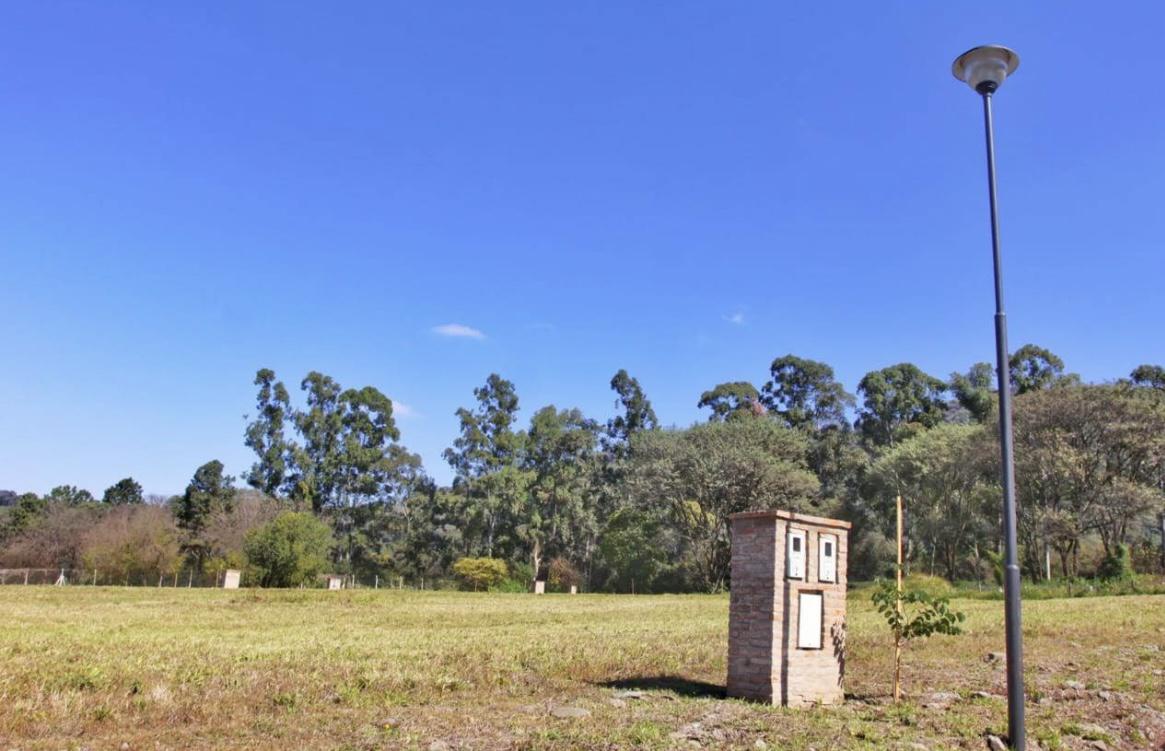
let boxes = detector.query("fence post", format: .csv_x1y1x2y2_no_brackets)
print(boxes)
93,569,98,586
24,569,29,586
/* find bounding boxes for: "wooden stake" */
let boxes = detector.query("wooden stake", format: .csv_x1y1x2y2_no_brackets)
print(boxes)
895,493,904,702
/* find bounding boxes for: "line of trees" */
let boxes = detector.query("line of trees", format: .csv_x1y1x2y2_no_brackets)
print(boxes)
2,350,1163,591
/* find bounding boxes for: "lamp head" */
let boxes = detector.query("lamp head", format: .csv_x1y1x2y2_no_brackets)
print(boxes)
952,45,1019,94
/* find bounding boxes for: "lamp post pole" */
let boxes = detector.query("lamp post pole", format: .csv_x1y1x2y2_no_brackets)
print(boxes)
953,45,1025,751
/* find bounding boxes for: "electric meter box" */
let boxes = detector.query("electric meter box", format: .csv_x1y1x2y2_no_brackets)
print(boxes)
727,509,850,707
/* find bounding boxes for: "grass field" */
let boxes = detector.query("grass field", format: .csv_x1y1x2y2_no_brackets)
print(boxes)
1,588,1163,750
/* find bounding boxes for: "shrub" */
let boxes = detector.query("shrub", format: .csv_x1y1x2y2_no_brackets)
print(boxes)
847,529,897,581
200,493,282,571
903,573,954,597
597,507,669,593
244,511,334,588
451,557,508,591
492,577,530,594
984,550,1005,586
1,502,99,569
80,505,183,584
508,561,534,584
1096,544,1134,581
492,560,533,593
547,557,582,591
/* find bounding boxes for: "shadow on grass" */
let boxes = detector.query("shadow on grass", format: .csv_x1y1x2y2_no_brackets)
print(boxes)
597,675,725,699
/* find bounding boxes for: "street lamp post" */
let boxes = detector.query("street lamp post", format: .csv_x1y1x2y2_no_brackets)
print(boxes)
952,45,1025,751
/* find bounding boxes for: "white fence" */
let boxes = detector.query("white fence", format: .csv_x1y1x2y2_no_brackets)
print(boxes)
0,568,225,587
0,568,443,589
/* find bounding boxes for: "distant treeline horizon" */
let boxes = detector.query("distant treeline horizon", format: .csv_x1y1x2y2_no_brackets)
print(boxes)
3,349,1163,592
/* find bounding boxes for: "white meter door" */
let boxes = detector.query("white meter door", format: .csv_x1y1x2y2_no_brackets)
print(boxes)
786,529,806,580
819,534,837,583
797,592,823,649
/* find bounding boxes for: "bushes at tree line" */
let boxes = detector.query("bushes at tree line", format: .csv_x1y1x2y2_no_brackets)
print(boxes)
1096,544,1134,582
244,511,334,588
452,557,508,591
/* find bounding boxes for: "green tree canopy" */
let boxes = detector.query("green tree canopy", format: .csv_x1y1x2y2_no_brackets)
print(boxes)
625,418,819,591
522,405,600,579
102,477,143,506
604,369,658,455
46,485,95,506
1009,343,1067,394
697,381,763,422
856,363,947,447
443,374,529,559
761,354,853,430
1131,364,1165,391
868,423,996,579
949,362,996,424
244,511,334,588
175,460,237,536
1013,384,1165,578
244,369,421,515
244,368,292,497
597,506,673,593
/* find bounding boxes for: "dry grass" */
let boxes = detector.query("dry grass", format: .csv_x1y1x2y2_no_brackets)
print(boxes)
0,587,1163,750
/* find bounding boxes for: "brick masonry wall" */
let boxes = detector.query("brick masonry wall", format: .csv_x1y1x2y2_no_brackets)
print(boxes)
727,511,849,707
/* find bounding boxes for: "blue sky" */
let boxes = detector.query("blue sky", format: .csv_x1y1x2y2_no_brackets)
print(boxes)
3,3,1163,495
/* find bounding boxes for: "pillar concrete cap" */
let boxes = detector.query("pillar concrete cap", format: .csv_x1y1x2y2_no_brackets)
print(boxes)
729,509,852,530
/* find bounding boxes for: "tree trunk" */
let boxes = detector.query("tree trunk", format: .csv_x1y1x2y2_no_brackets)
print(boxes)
531,539,542,585
1159,513,1165,574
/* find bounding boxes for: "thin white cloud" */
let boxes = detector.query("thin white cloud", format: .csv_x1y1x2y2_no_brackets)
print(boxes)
432,323,486,339
724,312,746,325
391,400,417,419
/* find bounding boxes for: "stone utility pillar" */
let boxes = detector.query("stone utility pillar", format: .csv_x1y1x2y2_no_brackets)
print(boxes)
727,510,850,707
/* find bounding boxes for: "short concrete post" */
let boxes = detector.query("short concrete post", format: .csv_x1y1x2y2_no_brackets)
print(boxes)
727,510,850,707
570,585,578,595
533,580,545,595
